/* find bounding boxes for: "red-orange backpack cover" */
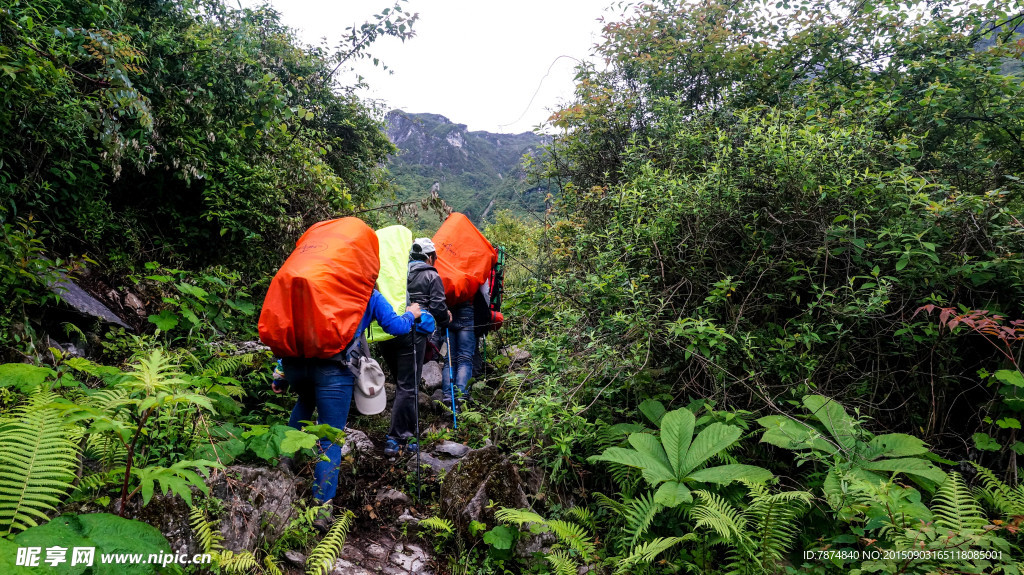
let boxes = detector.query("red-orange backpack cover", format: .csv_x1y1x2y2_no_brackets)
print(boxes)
433,213,497,306
258,217,380,359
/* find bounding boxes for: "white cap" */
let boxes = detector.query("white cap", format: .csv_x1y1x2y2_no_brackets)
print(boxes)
411,237,436,256
353,359,387,415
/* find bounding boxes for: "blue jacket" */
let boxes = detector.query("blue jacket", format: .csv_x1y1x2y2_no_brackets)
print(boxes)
357,289,416,336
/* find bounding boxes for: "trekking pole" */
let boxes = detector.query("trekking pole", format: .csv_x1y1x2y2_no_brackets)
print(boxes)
411,327,421,501
446,328,458,429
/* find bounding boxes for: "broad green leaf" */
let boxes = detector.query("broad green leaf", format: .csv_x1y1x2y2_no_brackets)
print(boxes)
972,432,1001,452
653,481,692,507
802,395,857,451
147,309,178,331
688,464,773,485
758,415,838,453
994,370,1024,388
280,429,318,454
9,514,171,575
483,525,515,550
590,447,675,485
866,433,928,458
639,399,666,426
860,457,947,484
0,363,56,392
660,408,695,476
678,423,742,476
628,432,673,474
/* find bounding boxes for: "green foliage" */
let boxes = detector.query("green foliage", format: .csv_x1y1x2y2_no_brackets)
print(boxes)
305,509,355,575
0,0,414,278
134,263,257,343
759,395,947,490
591,405,772,506
495,507,597,571
839,472,1023,575
59,348,223,510
972,462,1024,520
0,513,172,575
691,483,812,575
0,390,82,535
189,506,261,574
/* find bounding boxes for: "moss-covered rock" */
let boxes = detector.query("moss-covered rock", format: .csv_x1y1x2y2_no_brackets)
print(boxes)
439,446,528,528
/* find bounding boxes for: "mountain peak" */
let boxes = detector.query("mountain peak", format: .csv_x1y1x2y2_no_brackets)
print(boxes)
384,111,550,222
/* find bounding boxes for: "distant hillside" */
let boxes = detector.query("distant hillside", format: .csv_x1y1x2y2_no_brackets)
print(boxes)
385,111,551,223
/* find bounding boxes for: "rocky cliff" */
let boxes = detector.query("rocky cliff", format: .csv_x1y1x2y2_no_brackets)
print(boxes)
385,111,551,223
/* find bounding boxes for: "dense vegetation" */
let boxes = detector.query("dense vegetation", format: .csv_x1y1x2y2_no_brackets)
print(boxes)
1,0,1024,573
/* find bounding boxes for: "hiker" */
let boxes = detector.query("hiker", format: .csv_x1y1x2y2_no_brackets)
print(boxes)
283,290,422,530
380,238,450,456
430,213,501,410
441,282,487,406
258,217,427,532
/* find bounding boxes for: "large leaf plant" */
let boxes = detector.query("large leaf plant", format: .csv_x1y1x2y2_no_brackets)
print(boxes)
590,405,772,507
758,394,947,495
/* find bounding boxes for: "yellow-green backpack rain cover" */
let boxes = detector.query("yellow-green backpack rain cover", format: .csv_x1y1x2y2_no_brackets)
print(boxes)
367,225,412,342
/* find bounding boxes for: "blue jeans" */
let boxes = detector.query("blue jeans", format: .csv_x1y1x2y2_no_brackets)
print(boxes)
282,359,354,503
442,304,476,401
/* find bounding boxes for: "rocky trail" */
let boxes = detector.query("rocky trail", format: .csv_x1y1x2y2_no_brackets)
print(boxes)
100,347,540,575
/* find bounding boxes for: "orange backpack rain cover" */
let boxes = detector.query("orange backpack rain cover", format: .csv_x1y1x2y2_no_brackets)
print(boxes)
433,213,497,306
258,217,380,359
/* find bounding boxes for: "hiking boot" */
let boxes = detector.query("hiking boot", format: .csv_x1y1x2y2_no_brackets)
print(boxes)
404,441,419,454
312,501,334,534
384,438,401,457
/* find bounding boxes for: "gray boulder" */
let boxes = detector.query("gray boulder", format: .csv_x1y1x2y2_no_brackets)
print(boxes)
440,446,529,528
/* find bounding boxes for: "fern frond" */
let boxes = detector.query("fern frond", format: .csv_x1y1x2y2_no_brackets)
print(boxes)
84,432,127,467
263,555,284,575
189,507,225,554
418,516,454,535
593,491,628,516
495,507,548,527
548,519,597,559
742,484,812,574
203,354,256,377
69,470,118,501
971,462,1024,519
0,391,82,535
567,506,597,534
306,509,354,575
933,472,986,536
622,491,664,548
218,550,259,574
607,462,641,495
691,490,748,544
545,549,580,575
615,536,695,575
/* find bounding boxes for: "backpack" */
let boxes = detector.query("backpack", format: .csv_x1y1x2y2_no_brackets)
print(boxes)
489,246,506,313
432,213,497,306
258,217,380,359
366,224,412,343
474,247,506,336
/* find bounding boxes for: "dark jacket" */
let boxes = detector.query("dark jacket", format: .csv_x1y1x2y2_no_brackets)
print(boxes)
407,260,450,330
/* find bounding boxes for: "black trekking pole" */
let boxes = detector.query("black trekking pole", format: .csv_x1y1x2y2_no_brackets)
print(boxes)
411,327,421,501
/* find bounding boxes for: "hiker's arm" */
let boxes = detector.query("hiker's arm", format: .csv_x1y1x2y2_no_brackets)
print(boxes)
427,274,450,328
370,291,416,335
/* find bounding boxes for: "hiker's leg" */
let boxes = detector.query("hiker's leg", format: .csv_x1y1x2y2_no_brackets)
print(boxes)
452,305,476,399
386,333,418,442
282,359,315,430
310,363,354,502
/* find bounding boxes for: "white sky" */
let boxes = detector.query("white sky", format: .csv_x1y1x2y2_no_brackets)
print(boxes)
236,0,617,134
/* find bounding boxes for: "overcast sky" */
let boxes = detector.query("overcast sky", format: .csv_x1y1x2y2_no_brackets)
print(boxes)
237,0,617,134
